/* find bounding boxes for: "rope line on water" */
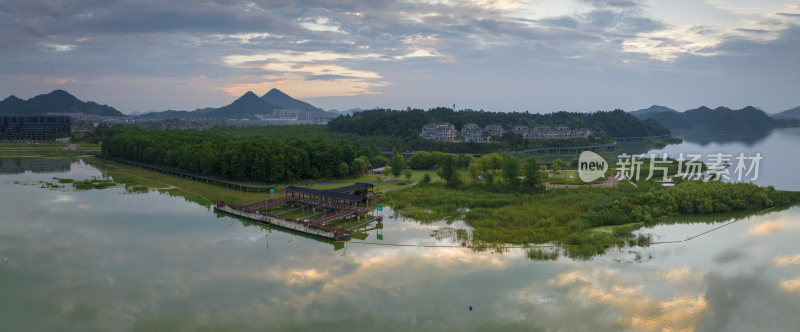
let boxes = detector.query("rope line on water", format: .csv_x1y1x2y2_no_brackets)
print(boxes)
338,207,779,250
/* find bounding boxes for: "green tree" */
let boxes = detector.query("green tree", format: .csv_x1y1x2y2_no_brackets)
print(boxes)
390,152,405,178
485,153,504,174
350,158,366,176
446,170,463,187
468,157,485,181
437,154,458,184
552,158,563,172
338,162,350,177
403,168,413,183
502,155,521,186
421,173,432,184
457,154,474,168
408,151,433,169
373,155,388,168
523,157,542,192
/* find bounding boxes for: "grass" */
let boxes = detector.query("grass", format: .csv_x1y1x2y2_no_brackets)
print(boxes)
86,158,413,206
0,143,101,158
328,174,387,183
88,157,268,206
527,248,559,261
382,181,799,259
72,178,117,190
544,170,606,185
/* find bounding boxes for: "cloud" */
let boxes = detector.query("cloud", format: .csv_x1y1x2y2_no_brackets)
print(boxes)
780,276,800,292
1,0,799,112
773,253,800,267
223,51,382,67
580,0,639,8
299,17,346,33
41,42,75,52
746,214,800,235
221,78,389,98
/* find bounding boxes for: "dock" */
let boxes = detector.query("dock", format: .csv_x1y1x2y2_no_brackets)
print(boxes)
214,182,377,241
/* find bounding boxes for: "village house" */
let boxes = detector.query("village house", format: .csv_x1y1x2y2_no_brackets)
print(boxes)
421,122,457,141
461,123,485,143
485,124,504,137
512,125,529,137
528,125,593,139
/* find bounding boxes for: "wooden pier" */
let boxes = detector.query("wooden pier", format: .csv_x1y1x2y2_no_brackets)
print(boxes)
214,182,377,241
214,203,350,240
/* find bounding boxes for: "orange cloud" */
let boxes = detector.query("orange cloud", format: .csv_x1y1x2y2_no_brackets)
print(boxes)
221,78,388,98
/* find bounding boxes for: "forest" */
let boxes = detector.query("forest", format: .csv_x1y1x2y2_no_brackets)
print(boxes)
101,128,374,183
327,107,671,139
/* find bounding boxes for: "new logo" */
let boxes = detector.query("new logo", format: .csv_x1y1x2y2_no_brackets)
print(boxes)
578,151,608,182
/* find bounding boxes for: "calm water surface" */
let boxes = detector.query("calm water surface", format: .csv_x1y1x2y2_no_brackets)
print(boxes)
2,129,800,331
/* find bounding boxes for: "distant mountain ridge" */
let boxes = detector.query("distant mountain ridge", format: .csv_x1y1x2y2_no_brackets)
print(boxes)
0,90,123,116
630,105,777,131
630,105,677,116
261,88,326,115
774,106,800,120
138,88,333,120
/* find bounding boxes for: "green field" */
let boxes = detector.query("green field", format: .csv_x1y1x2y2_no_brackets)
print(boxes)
89,157,269,206
383,180,800,258
544,170,606,185
0,143,102,158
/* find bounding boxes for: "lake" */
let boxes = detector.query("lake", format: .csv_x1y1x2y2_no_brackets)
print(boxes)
2,128,800,331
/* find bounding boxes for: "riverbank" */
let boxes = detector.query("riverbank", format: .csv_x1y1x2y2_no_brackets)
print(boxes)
56,157,408,206
382,180,800,258
0,143,101,158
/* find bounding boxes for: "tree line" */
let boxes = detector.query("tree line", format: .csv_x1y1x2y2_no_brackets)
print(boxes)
390,150,544,192
328,107,670,139
576,181,800,228
102,128,375,183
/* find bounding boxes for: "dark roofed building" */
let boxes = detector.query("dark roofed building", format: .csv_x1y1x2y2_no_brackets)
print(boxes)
0,115,71,142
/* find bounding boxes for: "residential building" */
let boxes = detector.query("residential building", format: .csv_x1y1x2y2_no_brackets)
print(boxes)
512,125,529,137
528,125,592,139
421,122,456,141
485,124,504,137
461,123,481,134
570,128,593,138
0,115,71,142
554,126,571,138
530,126,551,138
462,125,485,143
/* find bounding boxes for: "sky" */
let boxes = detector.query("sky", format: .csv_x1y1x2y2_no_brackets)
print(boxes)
1,0,799,114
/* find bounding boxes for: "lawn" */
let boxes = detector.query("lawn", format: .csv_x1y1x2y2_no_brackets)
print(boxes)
0,143,102,158
543,170,606,185
89,157,270,206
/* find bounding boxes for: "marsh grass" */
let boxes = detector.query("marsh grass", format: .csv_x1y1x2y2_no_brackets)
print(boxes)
89,157,267,206
72,178,117,190
527,248,559,261
384,180,800,259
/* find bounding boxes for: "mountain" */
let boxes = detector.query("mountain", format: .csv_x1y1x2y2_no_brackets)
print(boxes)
327,108,362,116
774,106,800,120
0,90,123,116
630,105,677,118
261,88,328,116
136,91,275,120
137,89,333,120
641,106,776,131
135,109,196,120
202,91,277,119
